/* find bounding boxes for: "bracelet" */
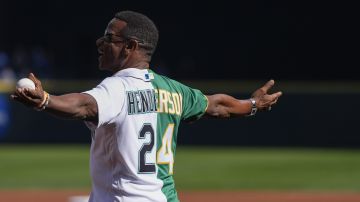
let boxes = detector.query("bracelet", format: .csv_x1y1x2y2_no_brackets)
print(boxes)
35,91,50,111
36,91,48,108
246,98,258,116
40,93,50,111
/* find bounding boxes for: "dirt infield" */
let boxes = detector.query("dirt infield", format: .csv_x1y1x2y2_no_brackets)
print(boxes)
1,190,360,202
179,191,360,202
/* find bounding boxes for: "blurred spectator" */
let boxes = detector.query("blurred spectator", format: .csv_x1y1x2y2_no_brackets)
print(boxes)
10,46,54,79
12,45,31,78
0,51,16,83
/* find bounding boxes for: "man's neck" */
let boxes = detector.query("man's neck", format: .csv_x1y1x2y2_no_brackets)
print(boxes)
125,53,150,69
112,61,149,73
128,62,149,69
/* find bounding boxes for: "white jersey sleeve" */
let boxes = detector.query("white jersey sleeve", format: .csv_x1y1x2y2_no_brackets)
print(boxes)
83,77,126,128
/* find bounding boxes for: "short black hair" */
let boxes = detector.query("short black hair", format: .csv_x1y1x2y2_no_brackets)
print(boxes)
115,11,159,60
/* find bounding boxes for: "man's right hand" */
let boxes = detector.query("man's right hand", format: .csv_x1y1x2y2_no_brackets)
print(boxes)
10,73,98,122
11,73,46,109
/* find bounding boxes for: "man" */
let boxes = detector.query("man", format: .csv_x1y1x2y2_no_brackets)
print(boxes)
11,11,282,202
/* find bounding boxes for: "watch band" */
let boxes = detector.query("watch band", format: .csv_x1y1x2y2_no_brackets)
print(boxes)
247,98,258,116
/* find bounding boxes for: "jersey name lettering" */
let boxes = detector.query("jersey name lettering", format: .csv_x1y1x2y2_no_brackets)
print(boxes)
155,89,182,116
127,89,157,115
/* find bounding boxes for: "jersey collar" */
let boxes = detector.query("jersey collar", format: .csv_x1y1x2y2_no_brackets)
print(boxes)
113,68,154,82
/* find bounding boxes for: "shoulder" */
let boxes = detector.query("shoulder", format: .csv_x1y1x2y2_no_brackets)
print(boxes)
84,76,126,99
151,71,190,90
98,76,125,89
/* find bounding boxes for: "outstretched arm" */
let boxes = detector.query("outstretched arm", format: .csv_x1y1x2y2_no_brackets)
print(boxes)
11,73,98,122
205,80,282,118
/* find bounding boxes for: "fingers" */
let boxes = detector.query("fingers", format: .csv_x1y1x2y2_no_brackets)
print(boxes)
261,79,275,92
11,74,45,108
14,88,38,106
267,91,282,108
268,91,282,102
256,91,282,111
11,92,34,107
11,89,28,104
272,91,282,98
28,73,36,83
16,88,32,101
10,94,18,100
28,73,41,88
23,88,38,97
10,94,24,104
269,98,278,105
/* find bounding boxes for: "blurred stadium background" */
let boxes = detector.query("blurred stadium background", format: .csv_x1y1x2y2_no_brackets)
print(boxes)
0,0,359,201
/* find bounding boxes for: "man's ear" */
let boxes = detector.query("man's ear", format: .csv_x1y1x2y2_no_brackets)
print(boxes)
126,39,139,51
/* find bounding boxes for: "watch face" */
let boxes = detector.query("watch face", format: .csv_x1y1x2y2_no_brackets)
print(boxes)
250,98,256,106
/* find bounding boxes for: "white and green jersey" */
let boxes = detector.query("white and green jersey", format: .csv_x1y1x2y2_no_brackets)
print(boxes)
84,68,208,202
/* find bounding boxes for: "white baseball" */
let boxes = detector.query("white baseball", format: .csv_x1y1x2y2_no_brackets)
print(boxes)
16,78,36,90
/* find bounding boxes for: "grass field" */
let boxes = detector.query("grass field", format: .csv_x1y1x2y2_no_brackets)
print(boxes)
0,145,360,191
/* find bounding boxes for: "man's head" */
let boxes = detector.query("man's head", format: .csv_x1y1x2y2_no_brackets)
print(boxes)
96,11,159,72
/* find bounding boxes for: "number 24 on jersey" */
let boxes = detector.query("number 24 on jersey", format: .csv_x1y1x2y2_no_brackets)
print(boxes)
138,123,175,174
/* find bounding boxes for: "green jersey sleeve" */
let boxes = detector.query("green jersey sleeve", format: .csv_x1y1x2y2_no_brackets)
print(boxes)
179,84,208,122
148,70,208,122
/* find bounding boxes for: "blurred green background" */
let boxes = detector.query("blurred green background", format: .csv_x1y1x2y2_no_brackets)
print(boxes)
1,145,359,191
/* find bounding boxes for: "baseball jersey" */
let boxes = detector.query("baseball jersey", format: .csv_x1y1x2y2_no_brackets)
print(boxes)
83,68,208,202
